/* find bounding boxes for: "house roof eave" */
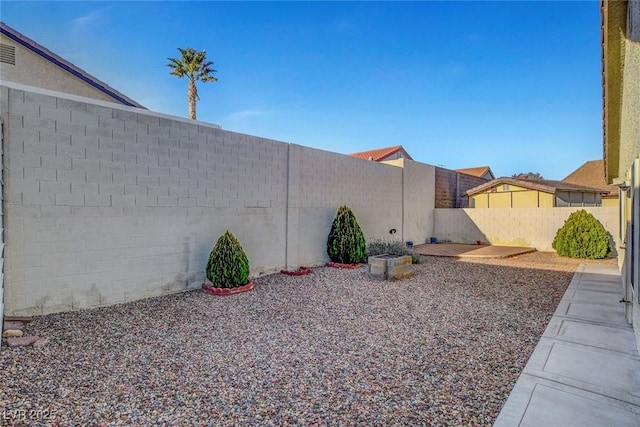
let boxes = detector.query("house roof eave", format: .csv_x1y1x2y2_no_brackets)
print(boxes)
0,22,146,109
601,0,626,183
465,177,610,197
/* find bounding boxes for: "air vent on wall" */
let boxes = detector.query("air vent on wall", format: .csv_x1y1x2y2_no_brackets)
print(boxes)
0,44,16,65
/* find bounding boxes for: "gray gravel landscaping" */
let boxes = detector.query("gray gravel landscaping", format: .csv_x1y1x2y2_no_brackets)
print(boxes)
1,253,614,426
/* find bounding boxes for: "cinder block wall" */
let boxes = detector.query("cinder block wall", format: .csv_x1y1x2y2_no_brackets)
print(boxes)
1,84,437,315
433,207,620,252
2,85,291,314
288,145,405,268
401,159,436,244
434,167,489,208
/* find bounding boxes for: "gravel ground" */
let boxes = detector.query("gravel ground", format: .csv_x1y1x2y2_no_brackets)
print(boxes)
0,253,616,426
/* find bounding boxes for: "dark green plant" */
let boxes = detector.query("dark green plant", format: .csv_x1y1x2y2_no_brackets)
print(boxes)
206,231,250,288
552,210,611,259
327,205,367,264
367,238,421,264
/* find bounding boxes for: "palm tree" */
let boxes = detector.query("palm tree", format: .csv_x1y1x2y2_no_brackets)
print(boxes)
167,48,217,120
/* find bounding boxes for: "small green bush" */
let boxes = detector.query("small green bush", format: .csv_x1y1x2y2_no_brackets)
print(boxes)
327,205,367,264
552,210,611,259
367,238,421,264
206,231,250,288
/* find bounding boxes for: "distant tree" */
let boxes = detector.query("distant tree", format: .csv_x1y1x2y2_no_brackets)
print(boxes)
167,48,217,120
511,172,544,180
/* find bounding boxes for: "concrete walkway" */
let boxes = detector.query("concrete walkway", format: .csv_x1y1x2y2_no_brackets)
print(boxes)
494,263,640,426
414,243,536,258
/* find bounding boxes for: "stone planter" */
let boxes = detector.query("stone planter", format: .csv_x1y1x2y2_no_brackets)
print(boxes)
368,254,413,281
281,266,311,276
202,280,255,296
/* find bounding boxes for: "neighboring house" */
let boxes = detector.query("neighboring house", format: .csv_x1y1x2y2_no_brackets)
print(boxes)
434,167,491,208
466,177,610,208
0,22,144,108
349,145,413,162
601,0,639,344
354,144,491,207
349,146,492,208
563,159,619,207
455,166,495,181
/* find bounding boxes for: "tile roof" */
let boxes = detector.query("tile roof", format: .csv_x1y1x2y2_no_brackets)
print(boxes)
563,160,619,198
455,166,494,179
349,145,413,161
0,22,145,108
465,177,612,197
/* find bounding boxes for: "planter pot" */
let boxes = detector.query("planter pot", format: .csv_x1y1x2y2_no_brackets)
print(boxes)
368,254,413,281
202,280,255,296
281,266,311,276
325,262,362,269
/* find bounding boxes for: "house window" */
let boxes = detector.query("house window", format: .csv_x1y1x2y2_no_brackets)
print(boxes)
0,44,16,65
583,193,596,207
556,191,570,207
502,184,509,191
569,192,583,207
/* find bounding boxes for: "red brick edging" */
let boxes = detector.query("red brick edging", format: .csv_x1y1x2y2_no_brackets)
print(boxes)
202,281,255,296
325,262,362,269
280,266,311,276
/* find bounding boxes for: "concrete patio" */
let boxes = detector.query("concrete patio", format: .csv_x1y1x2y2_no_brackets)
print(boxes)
494,262,640,426
414,242,536,259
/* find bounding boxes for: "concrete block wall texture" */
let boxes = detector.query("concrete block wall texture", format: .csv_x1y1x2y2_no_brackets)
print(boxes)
400,159,436,244
434,167,489,208
433,207,620,252
288,145,406,268
1,83,437,315
2,84,289,315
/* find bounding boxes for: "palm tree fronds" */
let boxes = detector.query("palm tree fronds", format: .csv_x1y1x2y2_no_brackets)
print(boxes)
167,47,218,119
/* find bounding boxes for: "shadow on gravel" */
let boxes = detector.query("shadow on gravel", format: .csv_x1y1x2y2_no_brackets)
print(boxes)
0,253,616,426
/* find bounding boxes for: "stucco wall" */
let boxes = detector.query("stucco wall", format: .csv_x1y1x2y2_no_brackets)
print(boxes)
0,35,123,105
434,207,620,252
0,83,437,316
619,1,640,176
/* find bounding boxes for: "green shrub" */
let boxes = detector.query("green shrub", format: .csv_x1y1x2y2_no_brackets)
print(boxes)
367,238,421,264
206,231,250,288
327,205,367,264
552,210,611,259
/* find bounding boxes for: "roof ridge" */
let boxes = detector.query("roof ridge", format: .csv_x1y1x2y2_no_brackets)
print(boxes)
0,22,145,109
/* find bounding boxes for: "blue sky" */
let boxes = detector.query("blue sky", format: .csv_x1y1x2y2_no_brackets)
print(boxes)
2,1,603,179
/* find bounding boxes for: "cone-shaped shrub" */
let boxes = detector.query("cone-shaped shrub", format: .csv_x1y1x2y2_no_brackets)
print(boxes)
552,210,610,259
206,231,250,288
327,205,367,264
